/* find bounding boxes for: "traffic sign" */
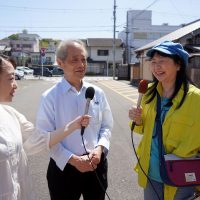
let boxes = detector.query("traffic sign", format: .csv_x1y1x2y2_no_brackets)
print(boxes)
40,48,46,57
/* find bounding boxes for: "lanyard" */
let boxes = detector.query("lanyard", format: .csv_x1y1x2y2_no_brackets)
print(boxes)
156,93,174,185
156,93,165,158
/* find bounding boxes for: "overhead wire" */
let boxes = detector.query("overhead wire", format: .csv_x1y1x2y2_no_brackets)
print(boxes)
0,4,114,36
0,1,198,37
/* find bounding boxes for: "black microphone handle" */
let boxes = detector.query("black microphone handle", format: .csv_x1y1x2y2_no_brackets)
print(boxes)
81,126,85,136
137,93,143,108
131,121,136,132
131,93,143,132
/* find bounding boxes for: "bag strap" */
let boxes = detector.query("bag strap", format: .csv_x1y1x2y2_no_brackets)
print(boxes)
156,93,175,185
156,93,164,157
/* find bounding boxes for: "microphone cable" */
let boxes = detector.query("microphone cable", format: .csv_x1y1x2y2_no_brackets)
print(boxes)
81,134,111,200
131,122,161,200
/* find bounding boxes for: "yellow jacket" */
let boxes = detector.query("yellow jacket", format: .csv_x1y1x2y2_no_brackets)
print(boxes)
133,83,200,200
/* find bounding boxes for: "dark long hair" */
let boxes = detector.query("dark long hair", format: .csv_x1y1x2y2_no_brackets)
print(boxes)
146,51,193,109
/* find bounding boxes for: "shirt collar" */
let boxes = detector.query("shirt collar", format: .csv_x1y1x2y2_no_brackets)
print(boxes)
59,78,91,94
156,82,184,107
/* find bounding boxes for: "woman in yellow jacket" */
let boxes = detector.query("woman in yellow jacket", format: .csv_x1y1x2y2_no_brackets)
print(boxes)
129,41,200,200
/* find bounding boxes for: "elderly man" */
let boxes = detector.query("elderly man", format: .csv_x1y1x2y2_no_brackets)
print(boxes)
36,39,113,200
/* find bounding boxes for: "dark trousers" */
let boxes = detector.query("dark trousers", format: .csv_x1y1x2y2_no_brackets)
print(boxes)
47,155,108,200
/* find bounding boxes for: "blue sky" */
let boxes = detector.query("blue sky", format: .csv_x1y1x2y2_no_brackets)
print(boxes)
0,0,199,40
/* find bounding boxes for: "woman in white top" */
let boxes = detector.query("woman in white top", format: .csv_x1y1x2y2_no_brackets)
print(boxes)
0,56,90,200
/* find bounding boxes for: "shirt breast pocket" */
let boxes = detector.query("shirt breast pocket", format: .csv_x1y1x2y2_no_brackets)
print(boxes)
167,116,194,147
88,103,101,126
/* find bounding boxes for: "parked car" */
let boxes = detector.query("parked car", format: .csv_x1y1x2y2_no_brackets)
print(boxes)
51,67,64,76
16,66,34,75
15,69,24,80
33,67,53,77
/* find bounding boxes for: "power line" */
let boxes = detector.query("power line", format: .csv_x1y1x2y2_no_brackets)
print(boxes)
0,29,113,33
132,0,159,19
0,3,199,20
0,25,113,29
0,4,112,12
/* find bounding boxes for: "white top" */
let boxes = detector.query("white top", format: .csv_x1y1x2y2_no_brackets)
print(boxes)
0,104,50,200
36,78,113,170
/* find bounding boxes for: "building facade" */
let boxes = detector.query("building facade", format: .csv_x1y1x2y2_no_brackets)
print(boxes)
118,10,181,64
0,32,124,76
134,20,200,87
0,31,40,65
85,38,123,76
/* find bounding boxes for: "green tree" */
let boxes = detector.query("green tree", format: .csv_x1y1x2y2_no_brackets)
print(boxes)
8,34,19,40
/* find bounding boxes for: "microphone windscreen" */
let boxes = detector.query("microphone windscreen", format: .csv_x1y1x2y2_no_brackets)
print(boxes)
85,87,95,99
138,80,148,94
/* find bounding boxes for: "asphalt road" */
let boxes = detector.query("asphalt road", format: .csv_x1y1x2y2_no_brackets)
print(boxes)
10,76,143,200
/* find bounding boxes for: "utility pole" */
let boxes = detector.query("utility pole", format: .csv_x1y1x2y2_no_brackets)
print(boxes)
40,48,46,78
126,11,129,64
113,0,116,80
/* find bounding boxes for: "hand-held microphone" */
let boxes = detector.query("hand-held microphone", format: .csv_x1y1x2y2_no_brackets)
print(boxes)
131,80,148,131
137,79,148,108
81,86,95,135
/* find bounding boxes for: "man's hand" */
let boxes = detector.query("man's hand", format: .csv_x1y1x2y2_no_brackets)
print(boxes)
89,146,104,165
68,154,97,173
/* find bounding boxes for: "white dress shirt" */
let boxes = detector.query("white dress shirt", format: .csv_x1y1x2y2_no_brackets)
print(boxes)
0,104,50,200
36,78,113,170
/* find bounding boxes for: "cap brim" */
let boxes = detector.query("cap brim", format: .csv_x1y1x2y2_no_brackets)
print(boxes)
146,47,174,57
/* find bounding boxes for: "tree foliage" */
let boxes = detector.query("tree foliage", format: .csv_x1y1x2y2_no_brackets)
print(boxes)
8,34,19,40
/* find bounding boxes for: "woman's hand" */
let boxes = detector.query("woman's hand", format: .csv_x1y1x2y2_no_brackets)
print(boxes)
69,115,91,131
129,107,142,125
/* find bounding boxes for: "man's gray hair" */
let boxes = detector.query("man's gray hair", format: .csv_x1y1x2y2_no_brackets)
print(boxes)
56,39,87,61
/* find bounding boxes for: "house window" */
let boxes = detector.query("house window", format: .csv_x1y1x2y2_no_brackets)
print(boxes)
97,50,109,56
148,32,163,40
46,57,51,62
32,55,40,64
22,44,32,48
45,57,52,65
134,32,147,39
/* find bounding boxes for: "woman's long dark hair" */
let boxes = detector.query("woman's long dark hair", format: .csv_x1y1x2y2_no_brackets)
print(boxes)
146,51,193,109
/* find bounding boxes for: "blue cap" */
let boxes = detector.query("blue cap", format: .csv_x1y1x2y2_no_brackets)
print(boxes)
146,41,189,66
